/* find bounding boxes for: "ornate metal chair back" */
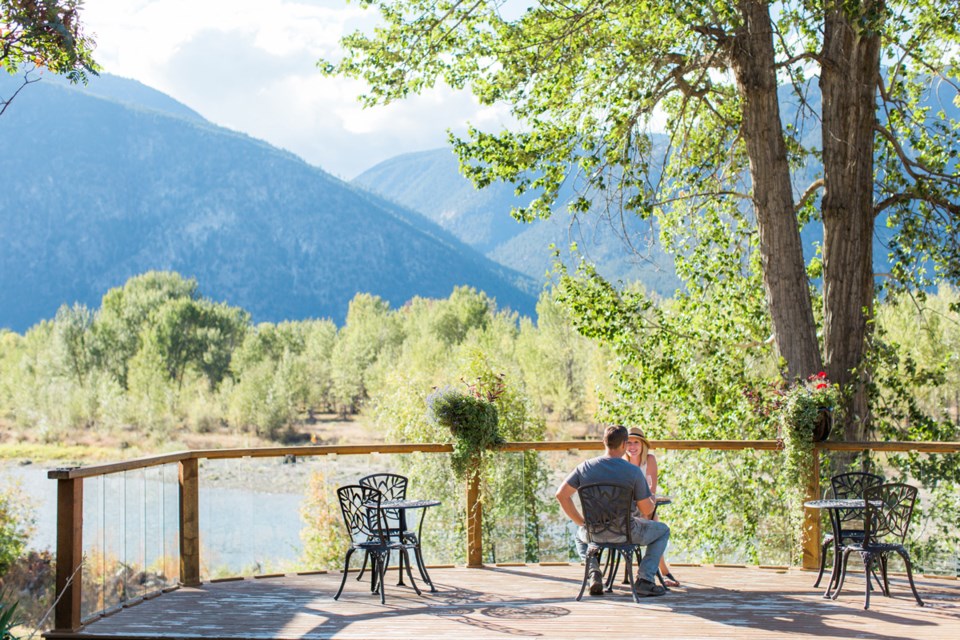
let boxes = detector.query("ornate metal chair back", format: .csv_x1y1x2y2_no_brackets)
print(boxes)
863,483,918,546
336,484,386,544
577,483,635,545
360,473,408,532
831,472,883,530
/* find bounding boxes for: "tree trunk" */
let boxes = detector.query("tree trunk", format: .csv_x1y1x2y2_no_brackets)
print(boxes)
820,0,882,441
728,0,823,381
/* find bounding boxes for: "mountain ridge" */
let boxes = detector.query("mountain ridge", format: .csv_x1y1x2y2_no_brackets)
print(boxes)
0,73,537,332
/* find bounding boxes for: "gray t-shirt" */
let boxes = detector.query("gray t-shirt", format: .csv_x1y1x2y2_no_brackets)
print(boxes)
563,455,651,519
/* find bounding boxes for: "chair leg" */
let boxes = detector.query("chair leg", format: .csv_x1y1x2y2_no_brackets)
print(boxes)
401,548,422,595
334,548,356,600
379,553,390,604
412,543,435,592
897,549,925,607
395,547,407,586
576,557,591,601
831,547,853,600
878,554,891,597
605,551,619,592
623,550,640,604
356,550,369,581
862,553,874,610
813,538,831,588
626,547,643,586
601,549,616,590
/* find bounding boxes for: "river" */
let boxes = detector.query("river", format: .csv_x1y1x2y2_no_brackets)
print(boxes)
2,460,309,574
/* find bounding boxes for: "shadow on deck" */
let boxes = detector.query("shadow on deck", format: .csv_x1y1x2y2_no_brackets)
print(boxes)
45,565,960,639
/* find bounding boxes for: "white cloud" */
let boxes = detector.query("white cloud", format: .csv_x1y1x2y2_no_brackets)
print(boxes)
80,0,502,178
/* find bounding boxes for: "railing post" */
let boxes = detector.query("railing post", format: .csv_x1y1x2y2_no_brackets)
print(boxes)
179,458,201,586
801,446,821,570
466,469,483,567
54,476,83,632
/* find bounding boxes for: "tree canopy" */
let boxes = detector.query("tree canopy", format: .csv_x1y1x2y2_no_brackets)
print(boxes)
322,0,960,439
1,0,98,115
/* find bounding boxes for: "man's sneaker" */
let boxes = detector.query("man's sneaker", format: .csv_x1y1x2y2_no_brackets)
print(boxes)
634,578,667,597
588,570,604,596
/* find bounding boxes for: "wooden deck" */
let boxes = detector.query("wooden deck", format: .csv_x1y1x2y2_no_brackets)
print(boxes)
46,565,960,639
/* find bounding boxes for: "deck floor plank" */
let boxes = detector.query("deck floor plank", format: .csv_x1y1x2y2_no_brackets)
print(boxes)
46,566,960,639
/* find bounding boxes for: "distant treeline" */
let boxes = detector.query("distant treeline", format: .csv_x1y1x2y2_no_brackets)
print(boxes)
0,271,608,442
2,271,958,447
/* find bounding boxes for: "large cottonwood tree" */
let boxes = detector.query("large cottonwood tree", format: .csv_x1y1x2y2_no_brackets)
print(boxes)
323,0,960,439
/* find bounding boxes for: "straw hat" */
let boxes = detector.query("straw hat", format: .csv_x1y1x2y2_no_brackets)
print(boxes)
627,427,651,448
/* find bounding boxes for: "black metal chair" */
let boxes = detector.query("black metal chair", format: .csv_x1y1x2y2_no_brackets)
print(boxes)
356,473,408,582
576,483,642,603
601,499,668,590
814,472,884,590
333,484,421,604
356,473,434,590
832,482,924,609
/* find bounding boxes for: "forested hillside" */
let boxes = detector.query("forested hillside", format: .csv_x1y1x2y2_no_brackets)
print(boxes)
354,147,682,296
0,74,536,333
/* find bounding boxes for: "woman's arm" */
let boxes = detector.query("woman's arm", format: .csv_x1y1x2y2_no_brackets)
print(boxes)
647,454,659,495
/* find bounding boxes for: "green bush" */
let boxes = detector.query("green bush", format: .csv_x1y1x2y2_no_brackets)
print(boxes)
0,483,33,576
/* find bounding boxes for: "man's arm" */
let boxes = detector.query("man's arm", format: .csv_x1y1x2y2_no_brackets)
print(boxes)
636,496,656,519
556,482,584,527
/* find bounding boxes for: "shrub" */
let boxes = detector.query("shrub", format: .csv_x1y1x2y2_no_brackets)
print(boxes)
0,484,33,576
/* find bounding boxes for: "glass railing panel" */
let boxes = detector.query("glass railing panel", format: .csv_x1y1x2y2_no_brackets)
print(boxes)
199,456,246,579
101,472,124,611
161,463,180,586
484,451,532,564
240,455,305,575
658,447,795,566
123,468,145,601
820,449,960,578
534,448,583,563
389,451,463,566
80,475,103,619
295,453,343,573
517,446,796,567
142,465,166,593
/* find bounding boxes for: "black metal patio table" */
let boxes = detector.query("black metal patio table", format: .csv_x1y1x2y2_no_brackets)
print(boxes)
803,498,880,597
364,498,441,591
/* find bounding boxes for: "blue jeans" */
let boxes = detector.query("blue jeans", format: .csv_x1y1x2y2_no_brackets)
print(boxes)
576,519,670,584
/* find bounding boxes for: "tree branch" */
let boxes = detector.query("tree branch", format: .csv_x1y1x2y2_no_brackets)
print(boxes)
794,179,824,213
874,123,960,185
875,191,960,217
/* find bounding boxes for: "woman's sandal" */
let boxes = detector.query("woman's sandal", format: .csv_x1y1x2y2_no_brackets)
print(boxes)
663,572,680,588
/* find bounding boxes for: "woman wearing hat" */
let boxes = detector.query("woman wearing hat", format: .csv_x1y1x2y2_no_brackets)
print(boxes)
625,427,680,587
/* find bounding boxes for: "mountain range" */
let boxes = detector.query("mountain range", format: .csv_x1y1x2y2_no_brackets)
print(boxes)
0,73,537,333
352,148,682,296
352,78,957,297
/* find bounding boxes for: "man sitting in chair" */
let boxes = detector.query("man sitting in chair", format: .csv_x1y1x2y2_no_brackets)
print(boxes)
556,424,670,597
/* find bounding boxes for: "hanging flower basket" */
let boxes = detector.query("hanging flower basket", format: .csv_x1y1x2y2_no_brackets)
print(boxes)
813,407,833,443
427,376,506,480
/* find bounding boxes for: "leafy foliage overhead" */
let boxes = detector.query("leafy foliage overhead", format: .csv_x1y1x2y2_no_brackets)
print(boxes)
1,0,99,114
324,0,960,441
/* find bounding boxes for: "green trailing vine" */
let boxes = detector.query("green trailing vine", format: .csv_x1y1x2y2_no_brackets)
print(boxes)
778,373,840,478
427,375,506,480
775,372,841,558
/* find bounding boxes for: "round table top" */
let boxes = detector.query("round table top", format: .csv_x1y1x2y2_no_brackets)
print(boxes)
374,499,441,510
655,496,672,505
804,498,875,509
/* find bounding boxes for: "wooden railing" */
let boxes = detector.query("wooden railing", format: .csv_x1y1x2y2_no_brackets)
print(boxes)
47,439,960,631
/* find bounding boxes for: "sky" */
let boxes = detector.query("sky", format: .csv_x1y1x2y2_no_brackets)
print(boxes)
80,0,513,179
